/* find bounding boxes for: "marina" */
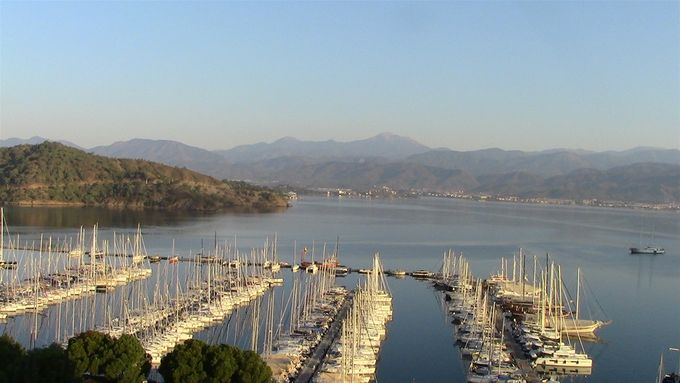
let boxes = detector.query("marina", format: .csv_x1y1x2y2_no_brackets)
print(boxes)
0,198,677,382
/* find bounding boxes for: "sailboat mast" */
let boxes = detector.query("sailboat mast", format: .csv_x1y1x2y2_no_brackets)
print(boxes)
576,267,581,321
1,208,3,262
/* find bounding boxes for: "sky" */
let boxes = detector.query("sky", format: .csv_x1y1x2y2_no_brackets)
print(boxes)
0,1,678,151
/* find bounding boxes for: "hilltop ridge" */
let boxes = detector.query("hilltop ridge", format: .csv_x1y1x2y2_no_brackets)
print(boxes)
0,142,288,211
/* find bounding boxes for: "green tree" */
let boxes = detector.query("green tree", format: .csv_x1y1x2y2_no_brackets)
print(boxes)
22,343,74,383
0,334,25,383
159,340,271,383
66,331,149,383
67,331,114,380
233,350,272,383
158,339,208,383
204,344,238,383
103,334,150,383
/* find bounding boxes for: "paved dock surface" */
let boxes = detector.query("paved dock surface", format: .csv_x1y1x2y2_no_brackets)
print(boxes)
502,318,542,383
294,293,353,383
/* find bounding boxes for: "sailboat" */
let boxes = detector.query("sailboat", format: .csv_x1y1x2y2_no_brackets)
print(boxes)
0,208,17,269
532,266,593,369
658,349,680,383
131,224,145,264
630,219,665,254
630,246,665,255
560,268,610,337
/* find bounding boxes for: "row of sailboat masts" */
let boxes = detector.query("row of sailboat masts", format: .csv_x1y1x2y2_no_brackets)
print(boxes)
437,249,474,289
155,240,277,309
271,250,340,352
0,225,153,320
89,242,281,363
333,253,392,382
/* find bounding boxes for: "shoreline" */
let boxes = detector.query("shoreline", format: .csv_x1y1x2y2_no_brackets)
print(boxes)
1,199,289,212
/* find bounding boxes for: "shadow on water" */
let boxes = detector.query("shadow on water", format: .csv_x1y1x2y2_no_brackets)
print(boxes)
1,205,287,229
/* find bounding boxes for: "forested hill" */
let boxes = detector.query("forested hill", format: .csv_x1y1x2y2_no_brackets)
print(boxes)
0,142,288,211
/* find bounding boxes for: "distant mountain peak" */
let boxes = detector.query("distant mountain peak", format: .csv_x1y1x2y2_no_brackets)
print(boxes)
371,132,418,142
0,136,83,150
274,136,300,144
375,132,399,138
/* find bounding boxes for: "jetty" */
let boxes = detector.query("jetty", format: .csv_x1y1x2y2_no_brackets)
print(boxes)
420,249,602,383
293,292,353,383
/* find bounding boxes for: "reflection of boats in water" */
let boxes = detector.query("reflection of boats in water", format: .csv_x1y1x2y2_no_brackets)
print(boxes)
534,364,592,376
630,246,665,255
565,333,604,344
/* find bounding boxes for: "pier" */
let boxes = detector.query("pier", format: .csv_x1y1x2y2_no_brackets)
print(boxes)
294,292,353,383
502,315,542,383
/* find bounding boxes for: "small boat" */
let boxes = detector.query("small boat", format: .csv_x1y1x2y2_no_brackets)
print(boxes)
147,255,161,263
630,246,665,254
96,285,115,293
657,349,680,383
386,269,406,277
267,278,284,285
334,266,349,276
291,264,300,272
0,260,17,269
199,255,219,263
411,270,434,279
168,256,179,264
68,249,84,257
358,269,372,274
88,250,105,258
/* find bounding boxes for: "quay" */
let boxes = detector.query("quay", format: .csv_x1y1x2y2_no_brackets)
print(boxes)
293,292,354,383
501,315,542,383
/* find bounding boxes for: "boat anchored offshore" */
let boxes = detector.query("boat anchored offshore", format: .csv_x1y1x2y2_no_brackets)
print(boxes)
630,246,665,255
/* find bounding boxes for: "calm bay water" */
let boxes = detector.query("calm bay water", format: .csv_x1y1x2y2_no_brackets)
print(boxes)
2,197,679,382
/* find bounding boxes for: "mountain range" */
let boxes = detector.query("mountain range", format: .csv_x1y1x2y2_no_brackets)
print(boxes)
214,132,430,162
2,134,679,203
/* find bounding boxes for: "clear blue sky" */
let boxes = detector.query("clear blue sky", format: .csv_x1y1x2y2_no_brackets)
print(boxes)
1,1,678,151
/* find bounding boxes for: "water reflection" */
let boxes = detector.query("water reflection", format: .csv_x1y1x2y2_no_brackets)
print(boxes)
3,205,287,229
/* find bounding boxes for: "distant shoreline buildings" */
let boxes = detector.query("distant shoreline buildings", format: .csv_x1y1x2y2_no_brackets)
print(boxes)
291,187,679,211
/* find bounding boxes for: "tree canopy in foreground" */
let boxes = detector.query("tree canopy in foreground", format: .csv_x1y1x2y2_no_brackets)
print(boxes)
159,339,272,383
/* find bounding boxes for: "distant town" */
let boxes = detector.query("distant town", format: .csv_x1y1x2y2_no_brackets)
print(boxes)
289,187,680,211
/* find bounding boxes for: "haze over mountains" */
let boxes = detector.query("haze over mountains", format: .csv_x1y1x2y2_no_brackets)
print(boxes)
215,132,430,162
2,134,679,203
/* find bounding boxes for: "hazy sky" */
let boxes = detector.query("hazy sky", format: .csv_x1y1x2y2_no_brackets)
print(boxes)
1,1,678,151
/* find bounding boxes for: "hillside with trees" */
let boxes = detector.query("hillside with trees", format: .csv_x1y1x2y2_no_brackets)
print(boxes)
0,142,288,211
